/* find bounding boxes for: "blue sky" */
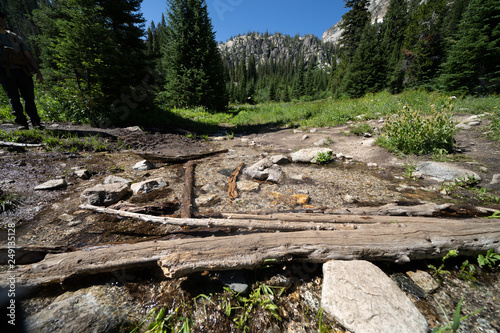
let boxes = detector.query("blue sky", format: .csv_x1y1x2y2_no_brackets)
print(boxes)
140,0,349,42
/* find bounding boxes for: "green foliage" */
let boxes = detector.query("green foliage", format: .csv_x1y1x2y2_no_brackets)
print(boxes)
441,174,500,205
440,0,500,94
428,249,458,283
0,191,21,213
349,122,373,136
312,151,334,165
377,100,456,155
160,0,227,111
432,297,482,333
477,249,500,269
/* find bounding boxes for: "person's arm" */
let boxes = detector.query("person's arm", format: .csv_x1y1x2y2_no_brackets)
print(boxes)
23,50,43,83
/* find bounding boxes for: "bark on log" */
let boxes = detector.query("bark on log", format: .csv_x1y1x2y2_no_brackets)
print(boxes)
228,162,245,202
0,141,44,148
181,161,196,218
2,218,499,288
137,149,228,164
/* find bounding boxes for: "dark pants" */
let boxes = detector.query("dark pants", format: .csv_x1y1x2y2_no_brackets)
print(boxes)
0,67,41,127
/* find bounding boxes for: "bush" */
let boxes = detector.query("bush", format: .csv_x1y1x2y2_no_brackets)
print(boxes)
377,101,456,155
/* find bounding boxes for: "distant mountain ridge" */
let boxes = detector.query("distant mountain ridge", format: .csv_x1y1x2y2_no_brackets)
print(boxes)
322,0,391,44
219,32,334,68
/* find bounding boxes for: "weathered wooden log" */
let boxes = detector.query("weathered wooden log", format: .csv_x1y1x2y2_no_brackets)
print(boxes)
228,162,245,202
0,141,44,148
137,149,228,164
2,218,499,288
181,160,196,218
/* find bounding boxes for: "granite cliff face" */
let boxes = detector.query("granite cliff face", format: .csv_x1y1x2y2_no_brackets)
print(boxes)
322,0,391,44
219,33,334,67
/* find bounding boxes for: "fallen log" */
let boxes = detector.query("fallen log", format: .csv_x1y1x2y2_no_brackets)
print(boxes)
228,162,245,202
2,218,499,288
0,141,44,148
137,149,228,164
181,160,196,218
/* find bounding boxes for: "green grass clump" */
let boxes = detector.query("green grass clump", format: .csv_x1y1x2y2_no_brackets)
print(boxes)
349,123,374,136
0,191,21,213
377,102,456,155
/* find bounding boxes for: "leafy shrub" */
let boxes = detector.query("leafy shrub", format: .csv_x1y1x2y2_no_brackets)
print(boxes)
377,102,456,155
349,123,374,136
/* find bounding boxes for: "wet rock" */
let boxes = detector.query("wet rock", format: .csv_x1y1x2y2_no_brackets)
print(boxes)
322,260,428,333
34,179,67,191
131,177,168,194
237,181,260,192
219,271,249,294
195,194,220,207
132,160,155,171
80,183,131,206
74,169,90,180
406,270,440,294
104,175,132,186
268,154,289,165
25,285,142,333
244,158,283,183
290,148,333,163
416,162,481,183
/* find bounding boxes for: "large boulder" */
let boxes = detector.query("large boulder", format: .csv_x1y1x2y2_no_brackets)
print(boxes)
416,162,481,183
321,260,428,333
130,177,168,194
290,148,333,163
80,183,131,206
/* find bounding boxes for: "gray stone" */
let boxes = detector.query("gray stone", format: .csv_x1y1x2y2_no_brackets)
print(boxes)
456,123,471,130
74,169,90,179
314,138,331,146
290,148,333,163
219,271,249,294
34,179,67,191
200,183,220,193
321,260,428,333
301,134,309,140
131,177,168,194
416,162,481,183
104,175,132,186
491,174,500,185
367,162,378,168
244,158,283,183
25,285,142,333
237,181,260,192
266,165,284,183
268,154,289,165
80,183,131,206
406,270,440,294
132,160,155,171
195,194,220,207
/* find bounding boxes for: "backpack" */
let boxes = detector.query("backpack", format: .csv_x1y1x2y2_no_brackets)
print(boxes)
0,30,33,76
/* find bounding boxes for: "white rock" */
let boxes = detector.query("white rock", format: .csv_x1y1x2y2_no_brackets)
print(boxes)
35,179,68,191
491,174,500,185
80,183,131,206
268,155,289,165
74,169,90,180
313,138,331,146
132,160,155,171
367,163,378,168
416,162,481,183
301,134,309,140
195,194,220,207
290,148,333,163
322,260,428,333
130,177,168,194
104,175,132,186
237,181,260,192
406,270,439,294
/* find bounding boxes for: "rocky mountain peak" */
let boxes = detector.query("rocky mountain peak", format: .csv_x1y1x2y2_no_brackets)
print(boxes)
322,0,391,44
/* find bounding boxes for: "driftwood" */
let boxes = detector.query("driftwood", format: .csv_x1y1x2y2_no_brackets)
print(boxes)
228,162,245,202
137,149,228,164
2,217,499,288
0,141,44,148
181,161,196,218
0,245,69,265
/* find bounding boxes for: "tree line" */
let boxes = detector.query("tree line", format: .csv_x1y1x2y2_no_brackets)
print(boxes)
1,0,499,126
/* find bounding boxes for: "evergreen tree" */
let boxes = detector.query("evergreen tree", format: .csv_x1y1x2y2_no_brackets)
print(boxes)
380,0,408,92
341,23,385,98
34,0,147,125
440,0,500,94
160,0,227,110
338,0,370,60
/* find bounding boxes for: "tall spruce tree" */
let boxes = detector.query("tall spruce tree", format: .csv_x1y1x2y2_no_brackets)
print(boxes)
338,0,371,60
34,0,147,125
440,0,500,94
161,0,227,110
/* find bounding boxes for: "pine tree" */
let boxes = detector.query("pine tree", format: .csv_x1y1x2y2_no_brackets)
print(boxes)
34,0,147,125
338,0,370,60
440,0,500,94
161,0,227,110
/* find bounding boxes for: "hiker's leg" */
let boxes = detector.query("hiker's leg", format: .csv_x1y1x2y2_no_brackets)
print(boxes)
0,68,29,127
16,69,41,127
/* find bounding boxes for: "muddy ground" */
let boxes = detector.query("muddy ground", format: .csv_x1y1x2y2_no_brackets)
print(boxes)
0,116,499,332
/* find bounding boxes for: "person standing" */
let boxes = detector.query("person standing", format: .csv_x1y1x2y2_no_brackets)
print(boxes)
0,11,43,129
